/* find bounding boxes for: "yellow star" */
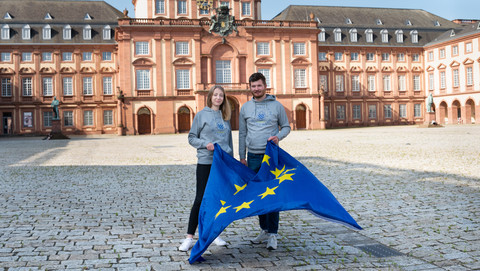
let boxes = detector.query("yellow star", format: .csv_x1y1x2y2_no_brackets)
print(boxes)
215,205,231,219
234,183,247,195
262,154,271,166
277,172,295,184
233,200,254,213
258,186,278,199
270,165,285,179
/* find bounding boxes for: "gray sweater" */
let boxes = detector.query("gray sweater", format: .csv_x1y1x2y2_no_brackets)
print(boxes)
188,107,233,164
239,95,291,159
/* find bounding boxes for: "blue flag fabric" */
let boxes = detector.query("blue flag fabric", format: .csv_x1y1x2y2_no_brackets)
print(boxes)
189,141,362,264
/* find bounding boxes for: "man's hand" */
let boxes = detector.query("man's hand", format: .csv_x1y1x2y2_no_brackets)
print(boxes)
268,136,279,145
206,143,214,151
240,158,247,166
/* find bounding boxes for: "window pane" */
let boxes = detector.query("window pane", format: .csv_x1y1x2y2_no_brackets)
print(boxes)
43,77,53,96
258,69,271,88
103,77,113,95
294,69,306,88
216,60,231,84
104,110,113,125
177,69,190,89
22,77,32,96
83,77,93,95
63,77,73,96
136,70,150,90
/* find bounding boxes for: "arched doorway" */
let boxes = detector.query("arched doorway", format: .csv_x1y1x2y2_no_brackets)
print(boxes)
466,99,476,124
137,107,151,134
178,106,191,133
295,104,307,129
439,102,448,125
227,97,239,130
452,100,461,124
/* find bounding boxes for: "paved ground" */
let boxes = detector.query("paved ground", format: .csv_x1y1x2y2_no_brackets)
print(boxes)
0,125,479,270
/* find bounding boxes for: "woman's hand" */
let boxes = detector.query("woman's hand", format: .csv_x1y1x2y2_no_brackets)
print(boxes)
206,143,214,151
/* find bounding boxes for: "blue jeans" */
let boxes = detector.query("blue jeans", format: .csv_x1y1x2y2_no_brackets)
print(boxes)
247,152,279,234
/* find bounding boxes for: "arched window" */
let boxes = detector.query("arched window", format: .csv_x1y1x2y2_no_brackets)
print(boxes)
103,25,111,40
83,25,91,40
22,24,31,40
43,24,51,40
381,29,388,43
349,28,357,42
318,28,325,42
395,30,403,43
63,25,72,40
365,29,373,43
410,30,418,43
333,28,342,42
1,24,10,40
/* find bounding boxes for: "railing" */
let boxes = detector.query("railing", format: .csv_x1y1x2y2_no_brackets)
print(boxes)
136,90,151,97
196,83,250,91
177,89,191,96
119,18,317,28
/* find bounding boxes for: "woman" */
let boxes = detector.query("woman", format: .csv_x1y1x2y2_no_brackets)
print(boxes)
179,86,233,251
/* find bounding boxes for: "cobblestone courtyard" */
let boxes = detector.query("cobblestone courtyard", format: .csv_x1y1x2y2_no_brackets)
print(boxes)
0,125,479,270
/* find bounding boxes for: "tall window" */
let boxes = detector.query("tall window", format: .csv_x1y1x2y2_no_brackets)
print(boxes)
102,52,112,61
104,110,113,126
365,29,373,43
368,105,377,119
383,75,391,91
258,69,271,88
1,78,12,97
413,75,421,91
366,53,374,61
43,77,53,96
368,75,375,91
84,110,93,126
293,43,306,55
414,104,421,117
429,73,434,90
466,43,472,53
43,112,53,127
103,77,113,95
319,75,328,92
216,60,231,84
136,41,149,55
382,53,390,61
175,41,189,55
63,77,73,96
439,48,445,58
398,75,406,91
62,52,73,61
428,51,434,61
63,25,72,40
177,0,187,14
83,25,92,40
333,28,342,42
412,53,420,62
257,42,270,55
176,69,190,89
64,111,74,126
242,2,251,16
410,30,418,43
349,28,357,42
318,28,325,42
83,77,93,95
22,24,31,40
351,75,360,92
350,52,359,61
384,105,392,118
452,69,459,87
381,29,388,43
336,105,345,120
353,105,361,119
103,25,111,40
334,52,343,61
136,70,151,90
399,104,407,118
335,75,344,92
466,67,473,86
318,52,327,61
156,0,165,14
324,105,330,120
43,25,51,40
397,53,405,62
395,30,403,43
452,45,458,56
83,52,92,61
1,24,10,40
22,77,33,96
440,71,446,89
294,69,306,88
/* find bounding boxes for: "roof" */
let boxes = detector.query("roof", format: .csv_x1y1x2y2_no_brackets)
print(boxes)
426,22,480,46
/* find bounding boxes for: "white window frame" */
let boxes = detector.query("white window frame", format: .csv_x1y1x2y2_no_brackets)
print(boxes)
413,75,421,91
466,67,473,86
156,0,165,14
410,30,418,44
1,24,10,40
175,41,189,55
398,75,406,91
103,77,113,95
102,52,112,61
336,105,345,120
333,28,342,42
353,105,361,119
1,52,11,62
22,24,31,40
439,48,445,58
318,52,327,61
136,69,151,90
334,52,343,61
396,30,403,43
293,42,306,55
414,104,421,117
368,105,377,119
43,77,53,96
452,69,459,87
318,28,325,42
382,53,390,61
104,110,113,126
368,75,375,91
452,45,458,55
349,28,357,42
62,52,73,61
381,29,389,43
412,53,420,62
258,69,271,88
335,74,344,92
64,111,74,126
83,77,93,95
383,75,391,91
63,25,72,40
63,77,73,96
242,2,251,16
83,25,92,40
399,104,407,118
216,60,232,84
397,53,405,62
83,110,94,126
136,41,150,55
42,52,52,61
294,69,306,88
429,73,435,90
22,77,33,96
365,29,373,43
257,42,270,55
177,0,187,15
351,75,360,92
350,52,359,61
43,24,51,40
440,71,446,89
176,69,190,89
83,52,92,61
466,42,472,53
103,25,111,40
1,78,12,97
366,52,375,61
384,105,392,118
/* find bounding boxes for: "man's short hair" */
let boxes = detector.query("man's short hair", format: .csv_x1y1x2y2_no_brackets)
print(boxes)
249,72,266,86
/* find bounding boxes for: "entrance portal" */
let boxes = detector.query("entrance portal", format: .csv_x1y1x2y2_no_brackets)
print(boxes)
137,107,151,134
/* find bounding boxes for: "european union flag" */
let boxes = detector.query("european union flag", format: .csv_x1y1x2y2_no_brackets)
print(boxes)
189,141,362,264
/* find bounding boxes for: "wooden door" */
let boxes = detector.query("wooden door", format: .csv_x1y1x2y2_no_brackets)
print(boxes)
296,105,306,129
138,113,151,134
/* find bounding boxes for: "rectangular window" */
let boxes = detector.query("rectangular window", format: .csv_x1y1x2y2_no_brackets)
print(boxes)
257,42,270,55
350,52,359,61
22,77,33,96
242,2,251,16
43,111,53,127
453,69,459,87
200,9,209,15
466,42,472,53
366,53,374,61
440,71,446,89
216,60,232,84
1,78,12,97
368,75,375,91
176,41,189,55
136,70,151,90
293,42,306,55
318,52,327,61
83,77,93,95
177,0,187,14
104,110,113,126
336,105,345,120
413,75,421,91
83,52,92,61
102,52,112,61
324,105,329,120
384,104,392,118
452,45,458,56
294,69,306,88
135,42,149,55
42,52,52,61
156,0,165,13
22,52,32,62
399,104,407,118
220,1,229,7
83,110,93,126
335,75,344,92
63,77,73,96
397,53,405,62
412,53,420,62
414,104,421,117
103,26,111,40
62,52,73,61
64,111,74,126
439,48,445,58
103,77,113,95
43,77,53,96
368,105,376,119
383,75,391,91
429,73,434,90
351,75,360,92
428,51,434,61
466,67,473,86
177,69,190,89
258,69,271,88
22,27,31,40
352,105,361,120
1,52,11,62
319,75,328,92
334,52,343,61
382,53,390,61
63,27,72,40
398,75,406,91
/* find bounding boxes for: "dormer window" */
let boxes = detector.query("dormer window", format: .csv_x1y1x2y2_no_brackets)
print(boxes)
84,13,92,20
345,18,352,24
410,30,418,43
365,29,373,43
43,24,51,40
1,24,10,40
83,25,92,40
405,20,412,26
63,25,72,40
333,28,342,42
44,13,53,20
3,12,12,20
450,30,455,37
318,28,325,42
22,24,31,40
380,29,388,43
395,30,403,43
434,20,440,26
349,28,357,42
376,19,383,25
103,25,111,40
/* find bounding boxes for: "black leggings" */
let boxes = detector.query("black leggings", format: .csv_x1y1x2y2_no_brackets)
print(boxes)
187,164,211,235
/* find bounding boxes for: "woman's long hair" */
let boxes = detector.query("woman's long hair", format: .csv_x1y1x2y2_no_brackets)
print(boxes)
206,86,231,121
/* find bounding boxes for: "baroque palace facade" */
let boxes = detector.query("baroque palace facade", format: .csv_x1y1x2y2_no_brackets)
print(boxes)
0,0,479,135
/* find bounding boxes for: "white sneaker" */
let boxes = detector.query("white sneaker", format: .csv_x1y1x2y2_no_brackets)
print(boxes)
267,234,277,250
179,238,194,251
213,237,227,246
252,230,269,243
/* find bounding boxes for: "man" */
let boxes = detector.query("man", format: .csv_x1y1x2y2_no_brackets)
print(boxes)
239,72,291,250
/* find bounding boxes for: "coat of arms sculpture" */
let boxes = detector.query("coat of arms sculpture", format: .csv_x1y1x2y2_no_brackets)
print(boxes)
209,5,238,43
